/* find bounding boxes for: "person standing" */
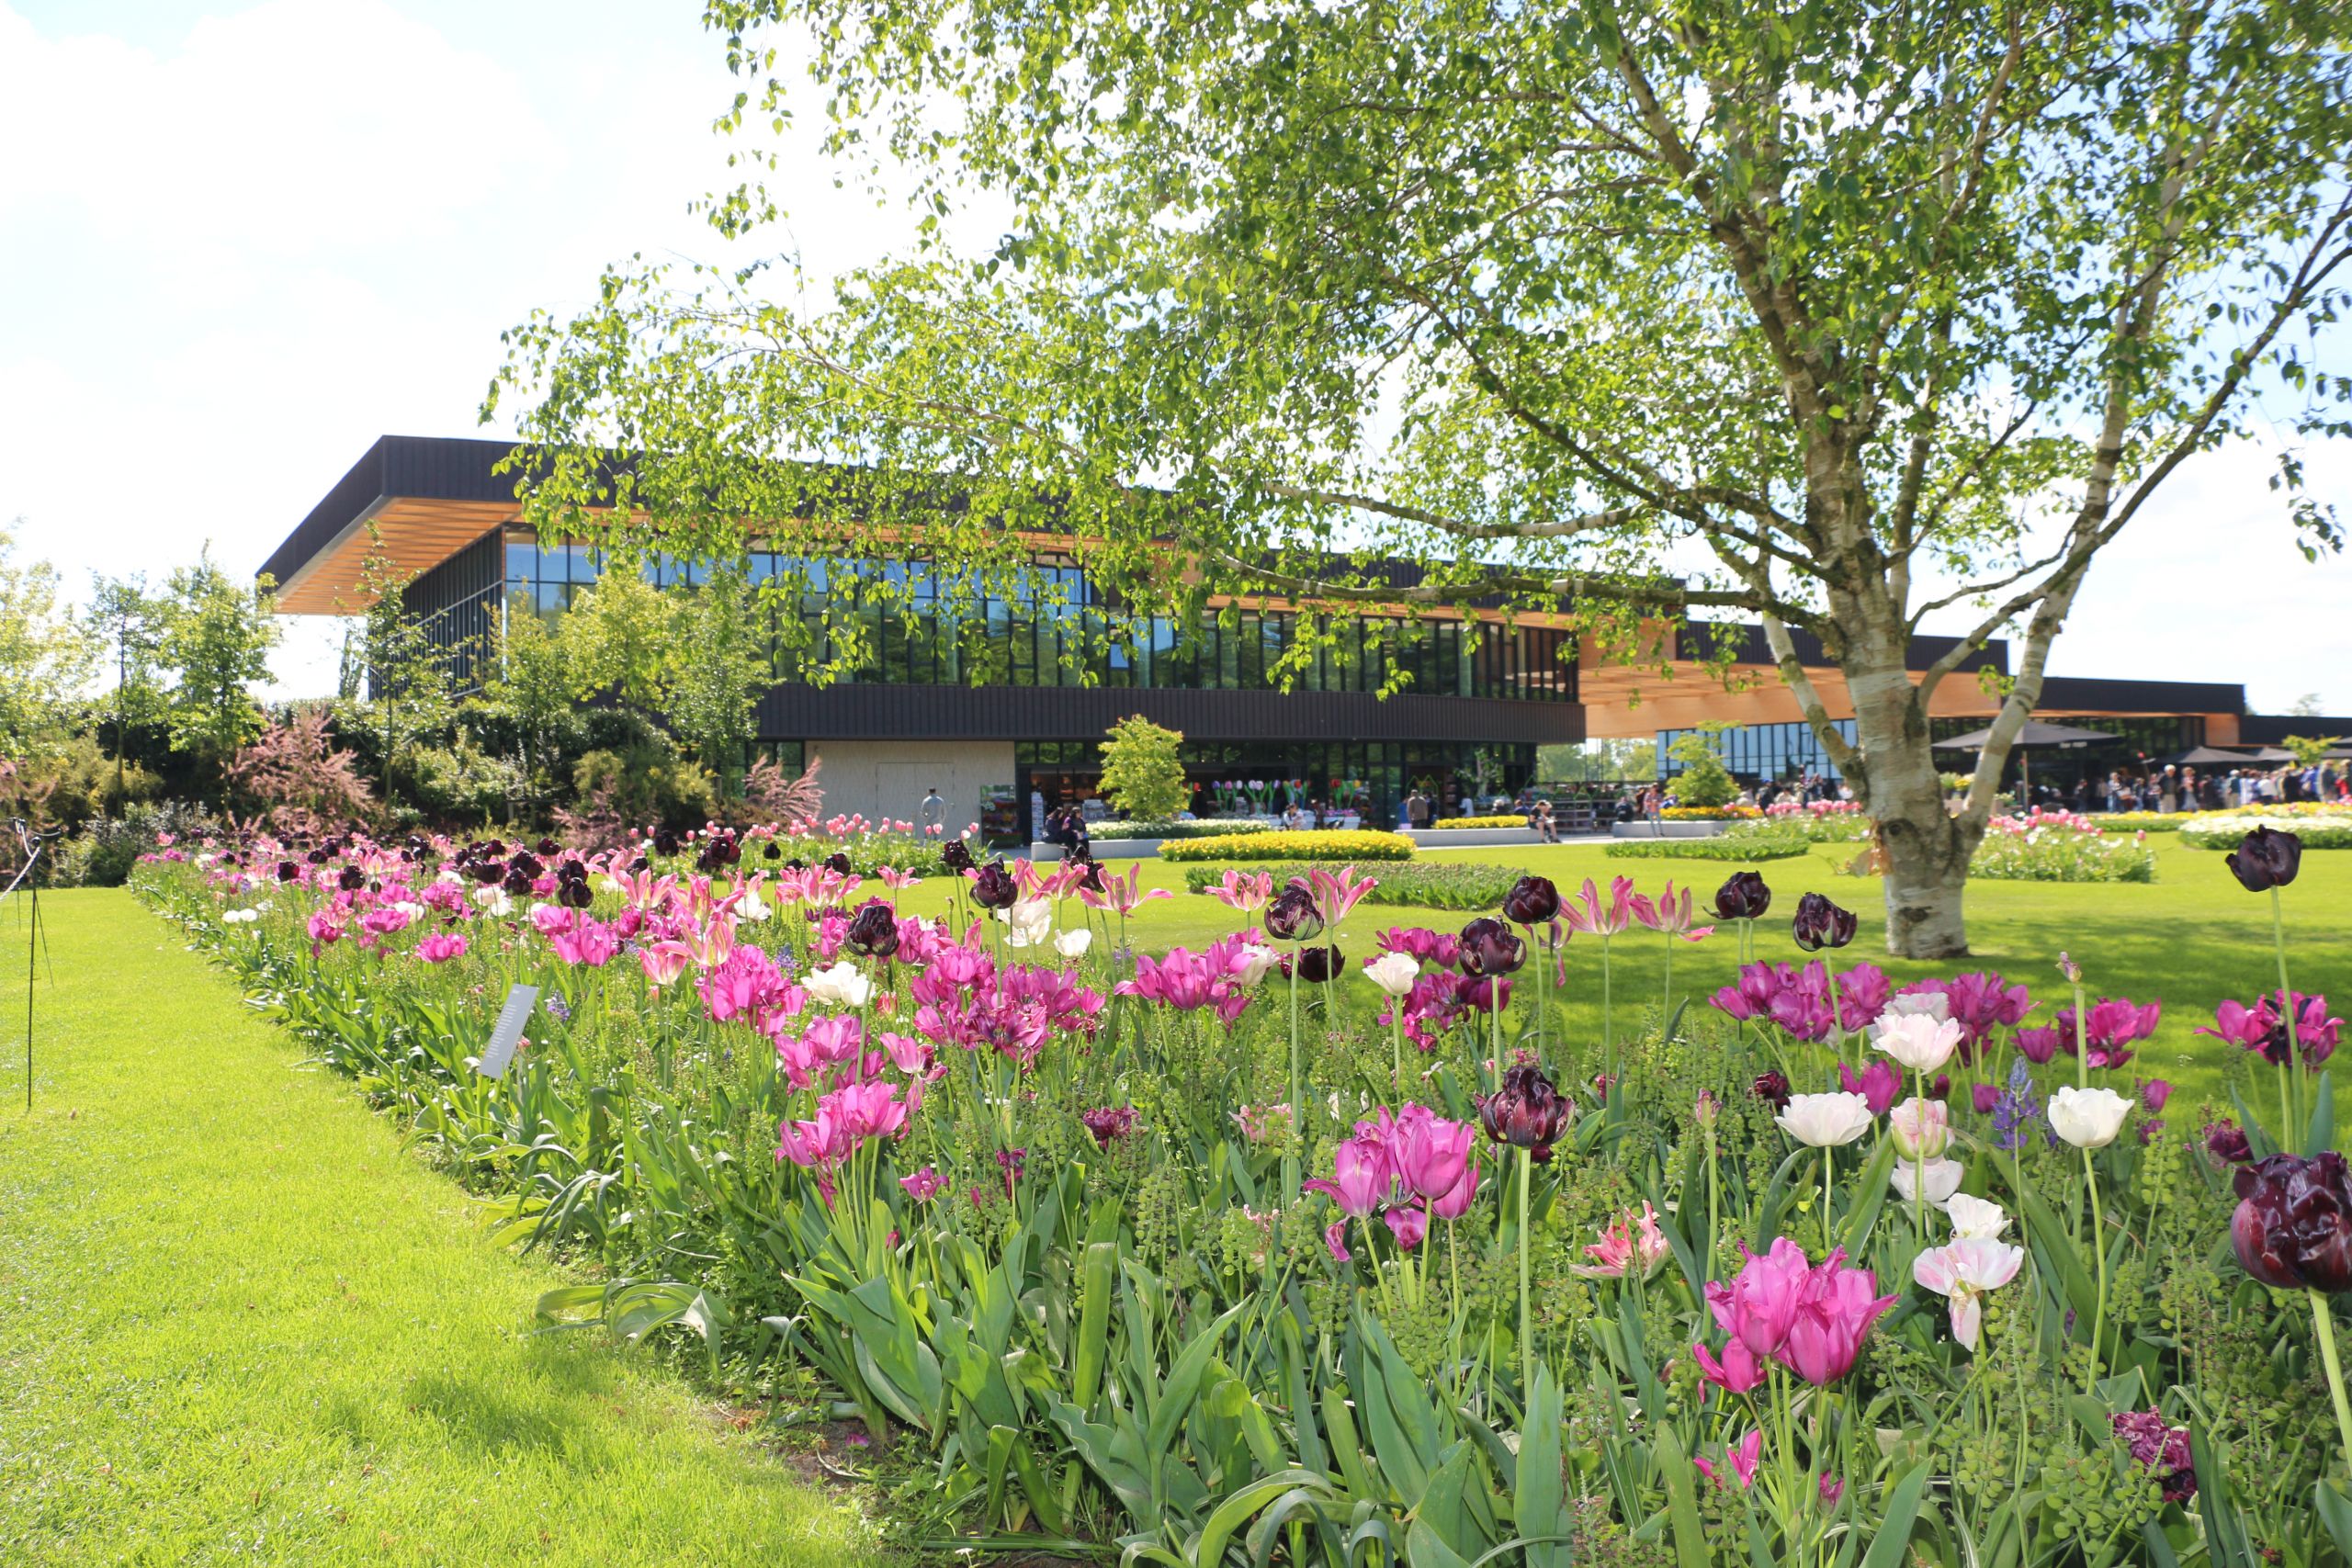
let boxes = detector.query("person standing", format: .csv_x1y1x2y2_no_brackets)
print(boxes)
921,786,945,835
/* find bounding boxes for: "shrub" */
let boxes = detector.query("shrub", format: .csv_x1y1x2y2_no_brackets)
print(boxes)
2181,812,2352,851
1098,715,1190,822
1605,831,1813,862
1089,818,1272,840
1182,858,1520,908
1159,828,1415,862
223,705,378,836
408,729,523,827
1738,809,1873,842
57,800,220,886
573,739,717,829
1664,728,1740,807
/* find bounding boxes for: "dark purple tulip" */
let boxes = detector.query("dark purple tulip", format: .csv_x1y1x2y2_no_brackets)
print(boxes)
1971,1083,2001,1115
1712,871,1772,922
1791,892,1857,953
337,864,366,892
1502,874,1561,927
824,852,853,876
1080,1106,1139,1149
1457,917,1526,976
1751,1071,1792,1110
466,858,503,885
1264,885,1325,942
509,852,544,880
653,826,680,856
627,855,650,874
1294,944,1345,985
2224,826,2301,892
2112,1411,2198,1503
970,861,1019,910
1477,1064,1576,1162
500,864,535,897
305,847,330,865
844,900,901,960
2205,1121,2254,1165
763,841,782,861
941,839,974,874
2232,1152,2352,1292
555,874,594,910
276,860,300,883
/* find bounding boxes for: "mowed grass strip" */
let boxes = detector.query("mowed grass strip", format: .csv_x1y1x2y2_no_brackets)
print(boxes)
0,890,880,1568
889,836,2350,1105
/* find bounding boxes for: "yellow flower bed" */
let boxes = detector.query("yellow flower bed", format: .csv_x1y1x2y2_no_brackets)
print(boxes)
1662,805,1762,820
1159,829,1417,862
1438,814,1534,830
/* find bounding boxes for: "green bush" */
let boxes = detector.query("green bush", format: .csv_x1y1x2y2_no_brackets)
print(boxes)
408,730,523,828
573,738,717,830
1159,828,1415,862
1604,831,1813,862
1182,859,1521,909
1098,715,1191,822
58,801,220,887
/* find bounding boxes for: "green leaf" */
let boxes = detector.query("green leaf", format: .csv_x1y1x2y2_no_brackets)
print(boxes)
1515,1366,1569,1568
1857,1462,1931,1568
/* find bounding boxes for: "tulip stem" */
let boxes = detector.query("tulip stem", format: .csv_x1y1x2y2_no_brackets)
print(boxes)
1517,1145,1534,1397
2308,1289,2352,1480
1821,1149,1835,1246
1912,1069,1928,1244
1285,950,1303,1207
2082,1146,2108,1390
2272,886,2303,1150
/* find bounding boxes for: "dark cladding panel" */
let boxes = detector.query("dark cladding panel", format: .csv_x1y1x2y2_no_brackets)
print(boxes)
755,682,1585,746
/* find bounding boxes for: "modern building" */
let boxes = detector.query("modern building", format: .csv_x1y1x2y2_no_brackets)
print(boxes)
261,434,2348,829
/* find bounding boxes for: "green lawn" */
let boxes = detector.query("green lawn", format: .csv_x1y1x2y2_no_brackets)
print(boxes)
893,836,2349,1106
0,890,880,1568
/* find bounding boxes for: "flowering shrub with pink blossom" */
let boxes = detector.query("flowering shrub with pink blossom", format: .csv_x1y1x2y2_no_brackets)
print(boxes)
134,829,2352,1562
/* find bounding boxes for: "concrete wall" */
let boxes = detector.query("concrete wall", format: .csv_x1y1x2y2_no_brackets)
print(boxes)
806,739,1016,835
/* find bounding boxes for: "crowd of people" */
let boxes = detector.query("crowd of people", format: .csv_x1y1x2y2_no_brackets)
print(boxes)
2072,758,2350,814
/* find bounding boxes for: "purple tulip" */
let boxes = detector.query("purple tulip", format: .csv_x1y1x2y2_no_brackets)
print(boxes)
2232,1152,2352,1292
1502,874,1562,927
2225,826,2301,892
1458,917,1526,976
1477,1064,1575,1161
1791,892,1857,953
1712,871,1772,921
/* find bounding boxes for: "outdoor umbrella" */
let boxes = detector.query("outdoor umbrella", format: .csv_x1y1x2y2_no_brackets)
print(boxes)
1933,719,2117,799
2160,745,2270,767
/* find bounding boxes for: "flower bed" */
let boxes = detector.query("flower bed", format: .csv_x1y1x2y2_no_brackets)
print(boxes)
134,829,2352,1562
1441,813,1536,830
2182,812,2352,851
1606,830,1813,861
1747,807,1875,841
1662,804,1762,819
1087,818,1272,840
1159,827,1416,862
1971,823,2156,883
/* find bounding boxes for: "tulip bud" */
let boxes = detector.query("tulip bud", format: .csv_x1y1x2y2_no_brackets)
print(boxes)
1712,870,1772,922
1264,885,1324,942
2224,825,2302,893
1501,874,1562,927
1791,892,1857,953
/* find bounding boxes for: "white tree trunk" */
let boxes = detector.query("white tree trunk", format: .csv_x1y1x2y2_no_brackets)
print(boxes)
1843,619,1984,960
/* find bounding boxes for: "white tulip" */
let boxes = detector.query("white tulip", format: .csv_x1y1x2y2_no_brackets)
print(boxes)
1912,1236,2026,1349
1054,927,1093,959
735,890,773,923
1892,1156,1965,1206
1230,943,1278,986
1000,897,1054,948
1776,1092,1875,1147
1363,951,1419,998
1887,1096,1952,1159
1944,1193,2010,1240
2048,1085,2132,1149
805,962,874,1008
1879,990,1951,1024
1871,1012,1965,1074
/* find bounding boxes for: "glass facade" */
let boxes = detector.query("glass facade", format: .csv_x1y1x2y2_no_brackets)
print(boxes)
399,531,504,694
1657,720,1860,783
483,528,1576,703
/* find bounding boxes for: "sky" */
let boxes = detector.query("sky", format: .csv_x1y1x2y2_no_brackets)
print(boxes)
1,0,2347,716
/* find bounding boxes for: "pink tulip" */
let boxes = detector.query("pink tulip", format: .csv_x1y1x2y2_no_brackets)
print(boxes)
1695,1429,1762,1490
1390,1109,1476,1201
1704,1237,1815,1359
1430,1160,1481,1221
1305,864,1378,926
900,1166,943,1202
1690,1337,1767,1394
639,941,694,988
416,933,468,964
1383,1206,1428,1250
1629,880,1715,942
1206,869,1274,912
1571,1201,1671,1280
1304,1136,1394,1218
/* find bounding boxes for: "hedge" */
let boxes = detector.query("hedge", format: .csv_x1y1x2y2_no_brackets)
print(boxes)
1182,859,1521,910
1603,832,1813,862
1159,829,1417,863
1086,818,1272,841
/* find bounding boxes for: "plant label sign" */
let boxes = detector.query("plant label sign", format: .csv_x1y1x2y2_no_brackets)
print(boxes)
479,984,538,1079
